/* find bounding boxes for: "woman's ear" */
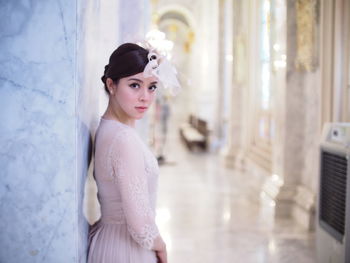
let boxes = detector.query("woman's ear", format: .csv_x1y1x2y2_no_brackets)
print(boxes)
106,78,115,95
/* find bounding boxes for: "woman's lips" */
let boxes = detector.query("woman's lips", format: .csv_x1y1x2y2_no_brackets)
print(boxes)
135,106,148,113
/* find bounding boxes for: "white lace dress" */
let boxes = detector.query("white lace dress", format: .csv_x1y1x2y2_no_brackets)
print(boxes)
87,118,160,263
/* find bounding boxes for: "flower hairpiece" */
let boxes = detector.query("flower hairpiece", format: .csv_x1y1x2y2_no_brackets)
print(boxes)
143,50,181,96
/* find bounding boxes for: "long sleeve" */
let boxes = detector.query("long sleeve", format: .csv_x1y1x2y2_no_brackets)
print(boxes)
109,131,160,250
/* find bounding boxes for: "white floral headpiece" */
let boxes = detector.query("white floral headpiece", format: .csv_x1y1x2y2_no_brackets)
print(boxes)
143,50,181,96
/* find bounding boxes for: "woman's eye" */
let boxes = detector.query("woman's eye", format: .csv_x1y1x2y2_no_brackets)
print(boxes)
129,83,140,89
149,85,158,91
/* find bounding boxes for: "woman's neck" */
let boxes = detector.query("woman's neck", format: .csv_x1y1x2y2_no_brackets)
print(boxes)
103,103,135,128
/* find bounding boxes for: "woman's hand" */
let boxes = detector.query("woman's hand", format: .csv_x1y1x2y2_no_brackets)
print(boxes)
155,247,167,263
153,236,167,263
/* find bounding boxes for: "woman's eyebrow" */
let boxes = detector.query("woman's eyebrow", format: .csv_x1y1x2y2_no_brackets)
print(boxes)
128,78,143,83
150,81,158,85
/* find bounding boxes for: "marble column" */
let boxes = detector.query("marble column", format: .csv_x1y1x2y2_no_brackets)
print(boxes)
216,0,233,152
261,0,318,230
224,0,246,168
0,1,81,262
0,0,152,262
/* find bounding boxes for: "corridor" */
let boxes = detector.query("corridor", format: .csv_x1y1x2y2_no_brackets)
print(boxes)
155,129,316,263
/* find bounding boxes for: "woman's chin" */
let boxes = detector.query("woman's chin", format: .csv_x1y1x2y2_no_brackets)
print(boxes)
134,113,146,120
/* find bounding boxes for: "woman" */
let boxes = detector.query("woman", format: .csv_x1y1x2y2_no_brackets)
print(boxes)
87,43,176,263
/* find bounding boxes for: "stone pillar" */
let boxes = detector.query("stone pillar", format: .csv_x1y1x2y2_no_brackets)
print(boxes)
261,0,317,229
224,0,246,168
262,0,301,218
216,0,233,152
0,1,82,262
0,0,151,261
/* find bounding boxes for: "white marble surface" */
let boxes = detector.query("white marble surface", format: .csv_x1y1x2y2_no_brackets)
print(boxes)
0,1,77,262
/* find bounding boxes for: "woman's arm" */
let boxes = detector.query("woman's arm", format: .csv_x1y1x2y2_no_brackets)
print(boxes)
110,132,164,252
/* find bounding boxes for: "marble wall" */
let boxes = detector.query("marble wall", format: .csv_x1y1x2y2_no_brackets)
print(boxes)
0,0,150,262
0,1,78,262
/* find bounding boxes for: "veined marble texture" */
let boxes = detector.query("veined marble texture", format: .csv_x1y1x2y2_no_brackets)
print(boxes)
0,1,78,262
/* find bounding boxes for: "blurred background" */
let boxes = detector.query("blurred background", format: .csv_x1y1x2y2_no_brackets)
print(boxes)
1,0,350,262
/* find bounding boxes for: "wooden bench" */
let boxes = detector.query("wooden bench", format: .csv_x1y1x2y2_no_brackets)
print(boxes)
179,115,209,151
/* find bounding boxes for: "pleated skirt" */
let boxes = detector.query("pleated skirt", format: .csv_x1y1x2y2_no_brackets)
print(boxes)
87,220,157,263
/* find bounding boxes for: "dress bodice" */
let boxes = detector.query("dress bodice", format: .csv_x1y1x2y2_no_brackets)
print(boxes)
93,118,160,249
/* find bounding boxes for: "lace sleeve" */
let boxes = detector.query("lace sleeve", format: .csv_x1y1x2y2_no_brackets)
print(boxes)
110,131,160,250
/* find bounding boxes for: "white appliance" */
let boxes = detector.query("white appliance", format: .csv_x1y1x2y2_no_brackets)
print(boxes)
317,123,350,263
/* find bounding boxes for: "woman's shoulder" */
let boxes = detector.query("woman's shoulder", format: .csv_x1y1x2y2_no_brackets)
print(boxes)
100,120,140,145
95,118,138,147
99,118,135,133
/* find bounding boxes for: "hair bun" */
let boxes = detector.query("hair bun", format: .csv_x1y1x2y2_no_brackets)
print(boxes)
101,64,109,84
101,75,106,84
104,64,110,75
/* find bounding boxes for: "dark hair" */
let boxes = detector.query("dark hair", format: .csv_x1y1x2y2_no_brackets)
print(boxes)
101,43,149,94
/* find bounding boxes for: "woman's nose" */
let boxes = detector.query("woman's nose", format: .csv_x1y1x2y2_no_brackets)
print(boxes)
139,87,149,102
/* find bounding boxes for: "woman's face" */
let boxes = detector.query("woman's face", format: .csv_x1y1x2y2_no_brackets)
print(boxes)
107,72,158,121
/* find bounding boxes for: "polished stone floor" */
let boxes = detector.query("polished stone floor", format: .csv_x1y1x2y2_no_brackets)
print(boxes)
155,132,316,263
